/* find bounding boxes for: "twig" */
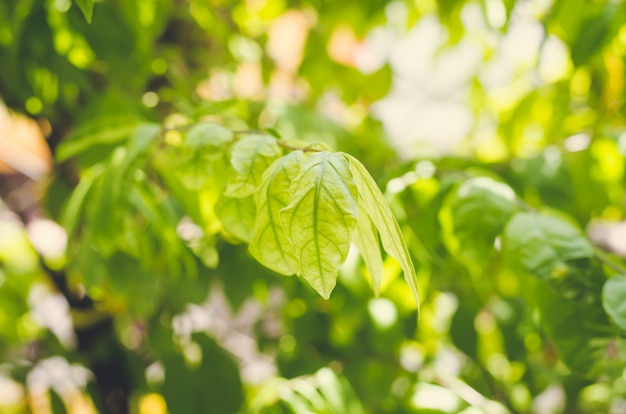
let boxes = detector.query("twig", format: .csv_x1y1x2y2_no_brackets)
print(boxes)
277,140,323,153
594,247,626,275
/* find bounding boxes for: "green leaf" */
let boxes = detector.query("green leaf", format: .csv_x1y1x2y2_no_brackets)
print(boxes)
162,334,243,414
249,151,303,276
443,177,517,267
536,281,611,375
225,134,282,197
315,367,360,414
175,153,222,191
602,276,626,331
570,11,611,66
215,195,256,243
73,0,94,23
60,166,100,237
290,379,328,411
185,121,233,152
49,388,68,414
502,212,594,283
56,115,141,162
352,205,383,295
280,152,358,299
88,124,161,255
342,153,420,310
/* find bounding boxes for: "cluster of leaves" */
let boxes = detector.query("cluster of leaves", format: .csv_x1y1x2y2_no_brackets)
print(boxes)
58,117,418,307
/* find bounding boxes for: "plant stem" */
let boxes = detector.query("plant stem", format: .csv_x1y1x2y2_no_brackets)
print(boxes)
594,247,626,275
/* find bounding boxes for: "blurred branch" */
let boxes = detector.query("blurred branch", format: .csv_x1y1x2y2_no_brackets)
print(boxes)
594,247,626,275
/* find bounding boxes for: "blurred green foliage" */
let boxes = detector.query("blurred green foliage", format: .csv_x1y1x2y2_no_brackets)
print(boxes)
2,0,626,413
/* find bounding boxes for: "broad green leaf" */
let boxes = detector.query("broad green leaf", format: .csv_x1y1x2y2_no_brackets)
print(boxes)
249,151,303,275
225,134,281,197
174,149,230,192
502,212,594,283
280,152,358,299
443,177,517,267
185,121,233,152
602,276,626,331
342,153,420,310
215,195,256,243
353,205,383,295
73,0,94,23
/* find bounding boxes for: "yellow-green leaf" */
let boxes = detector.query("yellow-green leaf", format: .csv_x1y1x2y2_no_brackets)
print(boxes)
353,205,383,296
341,153,420,312
185,122,233,152
249,151,303,276
280,152,358,299
225,134,281,197
215,195,256,243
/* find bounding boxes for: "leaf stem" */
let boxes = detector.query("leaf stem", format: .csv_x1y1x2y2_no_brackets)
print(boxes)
594,247,626,275
276,141,322,153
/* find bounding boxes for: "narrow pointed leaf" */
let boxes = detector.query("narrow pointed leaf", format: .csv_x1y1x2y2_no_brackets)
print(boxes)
215,195,256,243
249,151,303,275
56,115,141,162
280,152,358,299
73,0,94,23
353,205,383,295
342,153,420,311
225,134,281,197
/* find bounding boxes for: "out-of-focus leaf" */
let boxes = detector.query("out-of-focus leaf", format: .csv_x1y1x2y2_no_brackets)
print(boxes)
570,11,611,66
450,304,479,360
536,280,611,375
315,367,361,414
602,276,626,331
60,167,100,237
250,368,365,414
185,121,233,152
88,124,161,255
49,388,67,414
162,334,242,414
56,115,142,162
502,212,594,283
280,152,358,299
443,177,517,267
225,134,281,197
73,0,94,23
249,151,302,276
215,195,256,243
343,153,420,310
